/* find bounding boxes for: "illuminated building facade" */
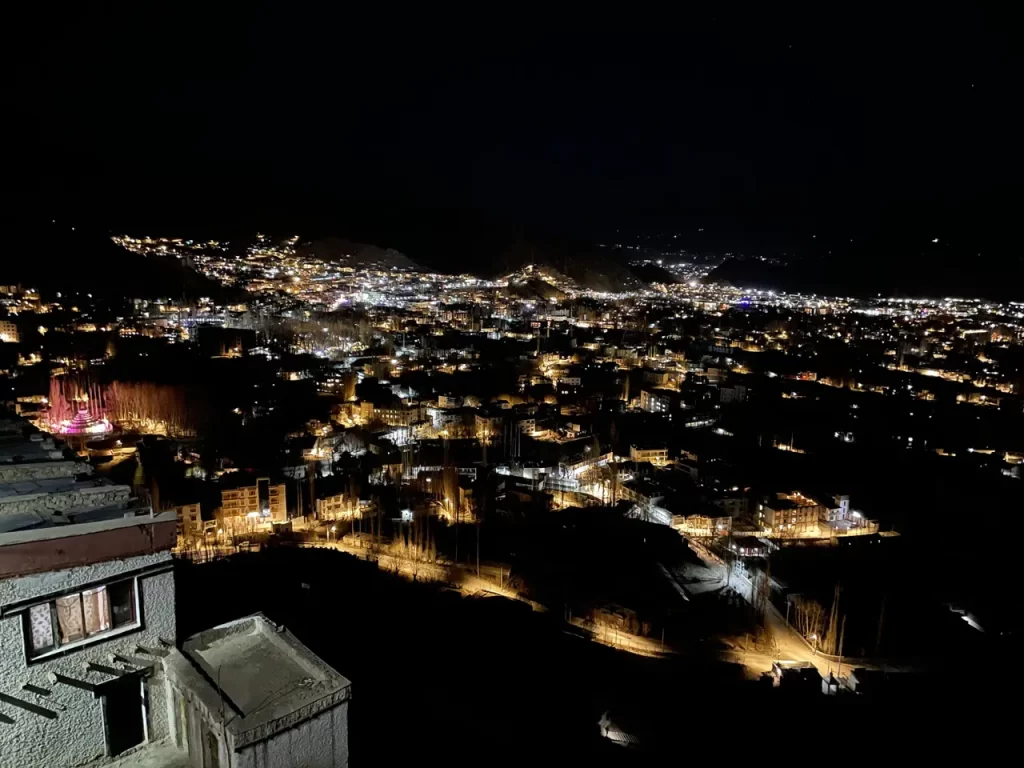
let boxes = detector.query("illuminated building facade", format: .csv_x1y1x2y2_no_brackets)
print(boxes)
217,478,287,534
0,320,18,343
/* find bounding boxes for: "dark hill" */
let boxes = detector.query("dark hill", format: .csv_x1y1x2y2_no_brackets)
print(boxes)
297,237,419,270
708,248,1024,302
504,277,567,301
12,219,246,303
495,239,642,292
628,262,679,285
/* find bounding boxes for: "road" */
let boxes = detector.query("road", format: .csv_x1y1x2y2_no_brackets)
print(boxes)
685,542,854,678
730,566,837,675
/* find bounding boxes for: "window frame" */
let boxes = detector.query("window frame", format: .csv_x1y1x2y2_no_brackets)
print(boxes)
21,575,142,664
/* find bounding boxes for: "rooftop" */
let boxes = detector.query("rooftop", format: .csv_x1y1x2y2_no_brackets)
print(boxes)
167,614,351,748
0,430,69,464
0,497,156,535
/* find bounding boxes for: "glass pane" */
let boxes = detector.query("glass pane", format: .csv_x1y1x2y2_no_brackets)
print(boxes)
55,594,85,643
28,604,55,653
109,580,136,629
82,587,111,636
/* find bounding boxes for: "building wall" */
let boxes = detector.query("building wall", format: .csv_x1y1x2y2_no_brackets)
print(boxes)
316,494,349,521
639,390,670,413
234,701,349,768
0,551,175,768
221,486,259,517
176,503,202,536
761,503,824,535
630,447,668,465
0,486,131,519
0,460,80,484
268,484,286,521
0,321,18,344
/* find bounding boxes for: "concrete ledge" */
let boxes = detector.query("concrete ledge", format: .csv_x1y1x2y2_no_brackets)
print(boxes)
0,513,177,580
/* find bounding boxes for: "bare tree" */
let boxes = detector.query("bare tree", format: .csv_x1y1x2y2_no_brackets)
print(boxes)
822,584,842,656
791,595,827,641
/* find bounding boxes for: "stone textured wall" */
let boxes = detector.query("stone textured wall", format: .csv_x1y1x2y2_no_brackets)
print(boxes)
0,461,81,484
0,486,131,518
235,701,349,768
0,552,176,768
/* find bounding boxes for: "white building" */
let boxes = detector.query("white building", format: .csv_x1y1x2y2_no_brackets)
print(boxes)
164,614,351,768
629,445,669,466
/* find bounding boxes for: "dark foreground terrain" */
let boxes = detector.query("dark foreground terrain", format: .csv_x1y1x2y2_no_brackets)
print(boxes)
175,548,1011,765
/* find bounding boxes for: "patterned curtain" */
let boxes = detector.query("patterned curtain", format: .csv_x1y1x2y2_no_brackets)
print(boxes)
55,595,85,643
29,604,54,652
82,587,111,635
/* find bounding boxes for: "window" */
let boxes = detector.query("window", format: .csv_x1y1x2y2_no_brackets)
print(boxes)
25,578,138,659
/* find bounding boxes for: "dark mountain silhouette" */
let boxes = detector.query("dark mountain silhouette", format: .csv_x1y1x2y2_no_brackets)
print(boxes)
494,239,643,292
297,237,419,270
12,219,246,303
708,249,1024,302
628,262,679,284
505,278,568,301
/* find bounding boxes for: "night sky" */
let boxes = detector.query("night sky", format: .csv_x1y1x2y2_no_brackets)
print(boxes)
27,10,1021,292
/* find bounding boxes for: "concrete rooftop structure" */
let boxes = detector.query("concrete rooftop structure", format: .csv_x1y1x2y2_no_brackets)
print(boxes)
164,614,351,766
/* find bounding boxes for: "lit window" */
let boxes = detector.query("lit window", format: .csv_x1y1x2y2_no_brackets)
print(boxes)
24,579,138,659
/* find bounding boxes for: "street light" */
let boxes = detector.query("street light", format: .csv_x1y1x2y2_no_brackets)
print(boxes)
809,633,818,656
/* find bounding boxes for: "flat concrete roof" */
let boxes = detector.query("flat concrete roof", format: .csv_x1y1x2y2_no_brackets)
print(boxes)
171,614,351,748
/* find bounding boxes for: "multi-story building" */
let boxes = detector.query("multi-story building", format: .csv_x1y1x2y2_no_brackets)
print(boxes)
175,502,203,540
630,445,669,466
757,491,873,538
719,384,747,403
639,388,678,414
217,477,287,535
375,402,424,427
475,411,504,440
316,492,352,521
758,492,828,536
0,319,18,343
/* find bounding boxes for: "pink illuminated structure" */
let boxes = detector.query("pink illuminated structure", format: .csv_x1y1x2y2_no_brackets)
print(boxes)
47,375,113,436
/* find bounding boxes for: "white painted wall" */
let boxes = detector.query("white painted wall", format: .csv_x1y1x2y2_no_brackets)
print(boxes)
0,551,176,768
234,702,349,768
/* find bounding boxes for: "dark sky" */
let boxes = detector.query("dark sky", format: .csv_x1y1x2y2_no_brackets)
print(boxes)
26,10,1021,286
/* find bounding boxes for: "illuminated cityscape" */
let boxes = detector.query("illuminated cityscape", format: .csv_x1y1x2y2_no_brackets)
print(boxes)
2,223,1023,762
9,10,1021,766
